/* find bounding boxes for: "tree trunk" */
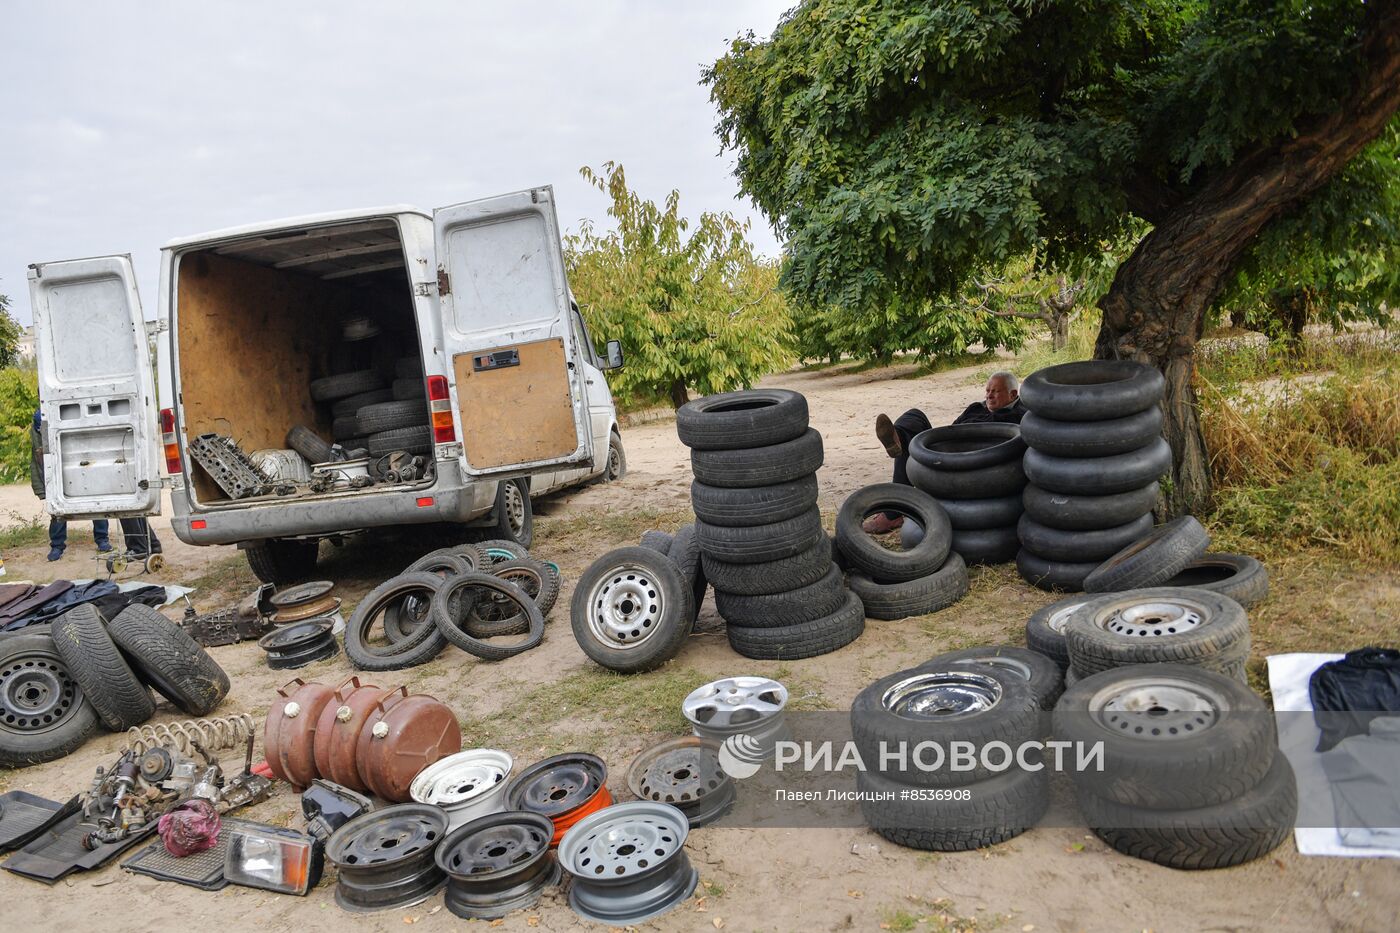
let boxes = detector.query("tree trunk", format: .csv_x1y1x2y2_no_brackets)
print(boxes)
1098,1,1400,518
1268,288,1313,356
669,378,690,409
1049,312,1069,351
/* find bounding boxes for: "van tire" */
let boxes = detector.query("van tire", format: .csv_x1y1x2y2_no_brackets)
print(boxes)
726,590,865,660
691,475,819,527
107,605,231,716
51,605,155,731
714,563,847,627
488,479,533,549
1082,516,1211,593
286,425,333,465
835,484,952,583
907,423,1026,471
356,400,429,434
367,425,433,456
571,547,693,673
392,378,425,400
244,538,320,584
858,763,1048,852
639,531,673,554
676,388,808,450
847,552,969,620
602,432,627,482
331,388,394,418
697,507,824,564
703,535,833,596
310,370,384,402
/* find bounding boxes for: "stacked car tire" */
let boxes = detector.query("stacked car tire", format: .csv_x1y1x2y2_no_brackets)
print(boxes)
302,356,433,462
904,423,1027,564
679,389,863,661
1016,360,1169,591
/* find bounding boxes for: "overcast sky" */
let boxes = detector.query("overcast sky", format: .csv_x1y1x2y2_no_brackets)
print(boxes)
0,1,791,325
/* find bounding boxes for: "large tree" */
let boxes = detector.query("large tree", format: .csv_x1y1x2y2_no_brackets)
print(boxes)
707,0,1400,515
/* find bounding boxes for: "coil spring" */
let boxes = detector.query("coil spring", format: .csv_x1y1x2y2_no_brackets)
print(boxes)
122,713,257,757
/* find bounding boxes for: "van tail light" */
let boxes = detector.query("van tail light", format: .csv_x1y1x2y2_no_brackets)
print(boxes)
159,408,182,474
427,375,456,444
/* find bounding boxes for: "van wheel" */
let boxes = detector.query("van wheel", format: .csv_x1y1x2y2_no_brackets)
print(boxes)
604,433,626,482
490,479,533,549
244,538,320,584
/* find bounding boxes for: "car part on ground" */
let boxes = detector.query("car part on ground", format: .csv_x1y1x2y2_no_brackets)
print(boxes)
1083,516,1212,593
410,749,514,831
0,791,79,853
557,801,699,925
0,630,99,768
571,546,694,673
676,388,808,450
107,604,231,716
435,810,560,919
1018,360,1166,422
639,530,673,554
178,584,277,648
433,573,545,661
506,752,613,847
269,580,341,626
222,821,324,895
835,484,952,583
263,679,336,789
857,761,1049,851
354,688,462,801
626,737,734,828
1160,552,1270,609
122,712,258,758
683,676,790,752
302,780,373,842
904,423,1029,556
344,572,451,671
474,538,530,563
924,645,1065,711
51,605,154,732
187,433,272,499
690,474,819,527
313,678,388,792
1023,595,1088,669
726,590,866,660
847,552,969,621
688,427,824,488
257,619,339,670
326,804,449,912
1064,588,1251,681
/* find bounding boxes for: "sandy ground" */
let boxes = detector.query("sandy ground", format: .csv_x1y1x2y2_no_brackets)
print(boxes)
0,358,1396,933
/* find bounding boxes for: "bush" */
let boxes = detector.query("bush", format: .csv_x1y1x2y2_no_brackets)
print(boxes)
0,368,37,484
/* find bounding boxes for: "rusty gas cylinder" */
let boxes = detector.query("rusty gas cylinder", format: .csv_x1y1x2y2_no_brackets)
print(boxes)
356,688,462,802
263,678,335,789
312,676,385,792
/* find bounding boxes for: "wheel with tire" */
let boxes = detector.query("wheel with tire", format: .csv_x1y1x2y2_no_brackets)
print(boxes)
0,631,100,768
715,563,847,627
1160,553,1269,609
286,425,333,465
51,605,154,731
1019,360,1165,421
906,457,1027,499
434,573,545,661
836,484,951,583
1022,482,1160,531
311,370,385,402
689,428,823,488
1064,588,1250,676
857,760,1048,851
1083,516,1210,593
107,605,230,715
934,493,1023,531
924,645,1065,711
244,538,320,584
726,590,865,660
677,388,808,450
1020,407,1164,458
570,546,693,673
668,523,707,624
356,399,430,434
639,531,673,555
1023,595,1090,669
691,475,819,527
461,558,561,638
949,525,1020,565
486,479,533,549
847,553,968,620
697,507,824,564
1023,439,1172,496
702,535,833,597
907,423,1026,471
1016,549,1098,592
345,573,451,671
474,539,530,563
601,431,627,482
1016,513,1155,563
367,424,433,456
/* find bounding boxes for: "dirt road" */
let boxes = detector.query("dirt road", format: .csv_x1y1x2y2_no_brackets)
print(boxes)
1,358,1395,932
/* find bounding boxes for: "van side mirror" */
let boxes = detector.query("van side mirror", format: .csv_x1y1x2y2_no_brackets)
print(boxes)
603,340,624,371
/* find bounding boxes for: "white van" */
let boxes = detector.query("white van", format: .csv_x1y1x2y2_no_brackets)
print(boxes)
29,187,627,582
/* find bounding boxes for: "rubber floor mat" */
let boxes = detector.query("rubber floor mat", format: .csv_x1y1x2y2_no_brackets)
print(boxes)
121,819,255,891
3,811,157,884
0,792,79,853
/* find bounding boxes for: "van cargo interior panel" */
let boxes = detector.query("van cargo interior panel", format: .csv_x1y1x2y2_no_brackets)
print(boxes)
453,337,577,470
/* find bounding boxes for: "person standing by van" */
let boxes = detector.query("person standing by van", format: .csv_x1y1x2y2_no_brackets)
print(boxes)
31,407,114,561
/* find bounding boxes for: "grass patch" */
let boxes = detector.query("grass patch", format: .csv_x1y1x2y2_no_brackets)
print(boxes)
186,552,259,601
0,511,48,549
1196,326,1397,389
535,507,695,552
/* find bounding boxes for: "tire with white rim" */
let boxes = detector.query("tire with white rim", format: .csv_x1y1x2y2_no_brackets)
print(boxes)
1023,595,1089,668
570,547,693,673
1064,588,1250,676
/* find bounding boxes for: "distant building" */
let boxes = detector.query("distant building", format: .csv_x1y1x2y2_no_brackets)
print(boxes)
16,326,35,360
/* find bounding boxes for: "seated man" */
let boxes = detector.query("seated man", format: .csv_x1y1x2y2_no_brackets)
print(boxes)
863,371,1026,533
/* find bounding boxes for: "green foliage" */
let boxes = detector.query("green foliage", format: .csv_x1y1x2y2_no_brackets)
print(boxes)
0,289,19,369
791,291,1026,365
0,368,38,483
565,163,793,408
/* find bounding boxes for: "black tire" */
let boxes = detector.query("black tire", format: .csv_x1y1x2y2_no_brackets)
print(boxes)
367,424,433,456
331,415,361,441
286,425,333,465
1160,553,1269,609
1076,753,1297,870
1065,666,1083,688
475,539,530,563
570,546,693,673
906,457,1027,500
1064,588,1251,676
1023,438,1172,496
331,388,394,418
602,431,627,482
1053,664,1276,809
434,573,545,661
405,549,472,577
669,523,707,623
392,377,426,400
715,563,847,627
850,664,1041,787
924,645,1065,711
703,535,833,596
1016,549,1097,593
0,631,100,768
835,484,952,583
487,478,533,549
691,475,819,527
462,558,562,638
345,573,451,671
244,538,320,584
726,590,865,660
907,423,1026,471
51,605,154,731
858,763,1047,852
1083,516,1211,593
689,428,823,488
1016,513,1154,564
357,399,429,434
935,494,1023,531
1019,360,1165,421
394,356,423,379
1020,407,1164,458
1023,595,1089,669
639,531,673,555
1022,482,1160,531
949,525,1020,565
847,553,968,620
676,388,808,450
107,605,231,716
310,370,385,402
697,507,824,564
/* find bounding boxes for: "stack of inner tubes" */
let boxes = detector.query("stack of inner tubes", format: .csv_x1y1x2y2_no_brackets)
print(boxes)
1016,360,1169,591
679,389,863,660
904,423,1027,564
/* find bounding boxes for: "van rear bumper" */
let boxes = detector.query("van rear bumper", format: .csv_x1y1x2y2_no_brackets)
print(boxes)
169,467,497,546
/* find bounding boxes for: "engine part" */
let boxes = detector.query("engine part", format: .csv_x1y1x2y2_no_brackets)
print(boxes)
262,680,336,789
5,809,158,883
327,804,449,913
682,676,790,754
123,713,258,757
224,821,324,895
436,811,560,919
313,678,389,793
557,801,698,925
138,747,174,783
250,448,313,484
187,433,271,499
257,619,340,669
355,688,463,802
0,791,79,854
302,780,373,842
626,737,734,828
179,604,276,647
409,749,514,830
506,752,612,847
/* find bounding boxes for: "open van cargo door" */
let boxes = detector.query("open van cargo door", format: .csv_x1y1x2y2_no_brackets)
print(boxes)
28,255,161,519
433,187,594,477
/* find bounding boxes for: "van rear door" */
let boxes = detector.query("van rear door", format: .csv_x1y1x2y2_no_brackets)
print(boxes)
28,255,161,519
433,187,595,477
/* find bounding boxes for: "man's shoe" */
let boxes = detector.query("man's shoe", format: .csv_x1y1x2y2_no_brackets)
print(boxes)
861,513,905,535
96,542,114,553
47,547,64,562
875,414,902,458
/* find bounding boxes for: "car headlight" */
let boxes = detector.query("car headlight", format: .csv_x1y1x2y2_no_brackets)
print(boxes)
224,822,324,895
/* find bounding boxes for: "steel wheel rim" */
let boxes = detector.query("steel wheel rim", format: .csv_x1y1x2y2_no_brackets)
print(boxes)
626,737,734,829
1098,598,1206,637
1090,675,1227,740
504,482,526,536
606,445,622,480
882,671,1003,719
411,749,514,826
328,804,449,913
558,802,698,925
586,564,666,650
506,752,608,819
0,653,79,732
1046,602,1085,634
437,811,559,920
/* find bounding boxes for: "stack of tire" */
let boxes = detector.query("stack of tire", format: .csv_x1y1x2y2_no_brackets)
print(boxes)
903,423,1027,564
835,484,969,620
1015,360,1170,591
678,389,863,661
294,356,431,465
1054,663,1297,869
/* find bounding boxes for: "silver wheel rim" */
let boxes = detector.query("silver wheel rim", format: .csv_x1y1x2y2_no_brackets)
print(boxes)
1047,602,1085,634
682,677,787,732
1097,597,1206,637
504,483,526,536
411,749,514,828
0,655,78,731
1090,675,1226,740
882,671,1002,719
558,802,697,925
962,656,1033,681
586,565,666,649
607,446,622,480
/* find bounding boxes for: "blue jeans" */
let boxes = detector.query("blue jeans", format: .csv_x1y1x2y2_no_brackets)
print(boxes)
49,517,110,552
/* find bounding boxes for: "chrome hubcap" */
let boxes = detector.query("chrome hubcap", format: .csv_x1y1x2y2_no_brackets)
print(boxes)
882,671,1002,719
